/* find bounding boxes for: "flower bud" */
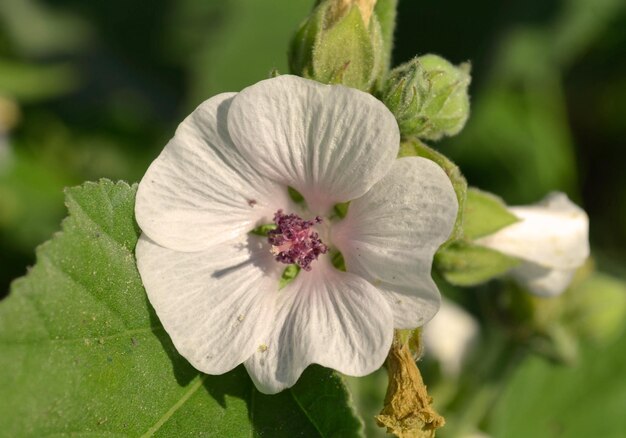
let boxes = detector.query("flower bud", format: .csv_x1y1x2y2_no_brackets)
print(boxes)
476,192,589,297
382,54,471,140
289,0,385,91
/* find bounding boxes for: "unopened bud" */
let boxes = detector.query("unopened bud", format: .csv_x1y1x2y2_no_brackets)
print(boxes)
382,54,471,140
329,0,377,26
289,0,385,91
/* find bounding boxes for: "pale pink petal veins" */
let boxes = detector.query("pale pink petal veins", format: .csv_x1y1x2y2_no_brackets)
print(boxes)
135,93,291,252
332,157,458,328
244,259,394,394
226,75,400,214
136,233,281,375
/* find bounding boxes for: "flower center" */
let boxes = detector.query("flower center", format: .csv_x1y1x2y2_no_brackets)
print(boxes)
267,210,328,271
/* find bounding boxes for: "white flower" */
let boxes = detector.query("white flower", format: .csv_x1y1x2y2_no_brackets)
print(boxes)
476,193,589,297
422,299,479,376
134,75,458,394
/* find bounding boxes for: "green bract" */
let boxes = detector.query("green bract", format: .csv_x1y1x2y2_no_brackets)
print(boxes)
382,54,471,140
463,188,519,239
432,186,526,286
435,240,521,287
289,0,385,91
0,180,362,437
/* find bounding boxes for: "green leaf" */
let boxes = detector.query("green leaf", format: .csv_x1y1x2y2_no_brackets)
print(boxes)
435,241,521,287
488,332,626,438
0,179,363,437
463,188,519,239
399,139,467,241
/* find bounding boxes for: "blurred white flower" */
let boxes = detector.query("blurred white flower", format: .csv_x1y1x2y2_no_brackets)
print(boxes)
422,299,479,376
476,193,589,297
135,75,458,394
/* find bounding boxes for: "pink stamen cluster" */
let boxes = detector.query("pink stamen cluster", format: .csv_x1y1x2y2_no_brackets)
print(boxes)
268,210,328,271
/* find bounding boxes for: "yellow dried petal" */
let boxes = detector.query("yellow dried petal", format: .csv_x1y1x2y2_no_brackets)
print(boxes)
376,333,445,438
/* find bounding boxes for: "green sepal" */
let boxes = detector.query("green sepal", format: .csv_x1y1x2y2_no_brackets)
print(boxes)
463,187,519,239
373,0,398,81
313,5,378,90
333,201,350,219
399,139,467,241
330,250,347,272
414,54,471,141
381,58,428,137
435,240,521,287
288,186,305,204
288,2,323,80
395,327,423,358
279,264,301,289
249,223,277,237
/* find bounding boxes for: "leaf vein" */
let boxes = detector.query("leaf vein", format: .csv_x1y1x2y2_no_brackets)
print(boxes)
42,254,130,330
289,389,324,438
0,326,164,345
140,374,207,438
66,191,133,252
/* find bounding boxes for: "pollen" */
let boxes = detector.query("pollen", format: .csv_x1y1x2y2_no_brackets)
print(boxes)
267,209,328,271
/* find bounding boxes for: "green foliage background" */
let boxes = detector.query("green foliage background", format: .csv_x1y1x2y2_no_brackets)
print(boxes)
1,0,625,436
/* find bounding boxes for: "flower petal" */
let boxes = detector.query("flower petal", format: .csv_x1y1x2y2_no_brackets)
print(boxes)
135,233,281,375
475,192,589,270
135,93,291,252
332,157,458,327
375,282,441,329
244,260,394,394
227,75,400,214
511,262,576,297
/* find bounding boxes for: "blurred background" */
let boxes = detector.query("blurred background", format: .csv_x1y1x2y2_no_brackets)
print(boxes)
0,0,624,436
